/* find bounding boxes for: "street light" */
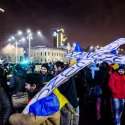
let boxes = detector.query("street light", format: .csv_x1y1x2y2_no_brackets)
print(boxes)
0,8,4,13
27,32,33,60
21,37,26,42
37,31,42,36
8,36,18,63
27,29,31,34
17,30,23,36
9,29,42,63
90,46,94,50
8,32,26,63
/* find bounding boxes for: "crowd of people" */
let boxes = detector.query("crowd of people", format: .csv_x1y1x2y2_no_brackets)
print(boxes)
0,60,125,125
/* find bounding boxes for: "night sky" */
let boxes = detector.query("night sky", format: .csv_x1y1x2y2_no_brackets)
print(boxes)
1,0,125,48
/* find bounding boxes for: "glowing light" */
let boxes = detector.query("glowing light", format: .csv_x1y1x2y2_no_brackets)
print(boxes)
17,30,23,35
37,31,42,36
11,36,15,40
21,37,26,42
96,45,100,48
21,60,30,64
8,39,11,42
90,46,94,50
27,29,31,33
0,8,4,12
53,31,57,36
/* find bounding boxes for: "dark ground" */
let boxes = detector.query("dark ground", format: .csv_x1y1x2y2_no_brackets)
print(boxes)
79,102,125,125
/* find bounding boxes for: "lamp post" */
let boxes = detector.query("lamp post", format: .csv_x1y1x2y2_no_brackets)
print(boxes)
8,31,26,63
11,36,18,63
26,29,42,61
9,29,42,63
15,41,18,63
8,36,18,63
27,33,33,61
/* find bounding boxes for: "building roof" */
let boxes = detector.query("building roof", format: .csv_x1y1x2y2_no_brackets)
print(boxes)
32,46,67,51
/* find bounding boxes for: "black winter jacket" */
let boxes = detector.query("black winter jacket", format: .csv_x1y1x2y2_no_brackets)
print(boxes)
58,78,78,108
0,87,11,125
10,69,27,93
94,67,110,97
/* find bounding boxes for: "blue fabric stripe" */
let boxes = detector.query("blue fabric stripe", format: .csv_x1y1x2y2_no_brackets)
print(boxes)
29,93,60,116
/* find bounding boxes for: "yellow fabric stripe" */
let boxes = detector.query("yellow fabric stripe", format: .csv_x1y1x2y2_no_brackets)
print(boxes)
53,88,69,109
43,82,69,109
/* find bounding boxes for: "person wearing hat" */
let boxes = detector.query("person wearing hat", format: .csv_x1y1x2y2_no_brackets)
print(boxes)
109,65,125,125
9,72,69,125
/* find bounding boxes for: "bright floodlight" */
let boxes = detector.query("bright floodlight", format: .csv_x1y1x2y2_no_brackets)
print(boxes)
0,8,4,12
96,45,100,48
11,36,15,40
21,37,26,42
53,31,57,36
27,29,31,33
17,30,23,35
90,46,93,50
37,31,42,36
8,38,11,42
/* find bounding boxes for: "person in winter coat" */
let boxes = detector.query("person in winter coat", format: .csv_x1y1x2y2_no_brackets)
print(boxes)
9,73,61,125
9,64,27,113
55,61,78,109
94,62,110,123
0,66,11,101
83,65,94,105
55,61,78,125
109,65,125,125
9,64,27,94
0,87,11,125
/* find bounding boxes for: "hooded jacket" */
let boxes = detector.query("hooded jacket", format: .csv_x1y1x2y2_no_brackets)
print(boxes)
108,72,125,99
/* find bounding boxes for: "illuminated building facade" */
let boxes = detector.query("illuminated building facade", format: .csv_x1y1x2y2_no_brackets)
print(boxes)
31,46,68,63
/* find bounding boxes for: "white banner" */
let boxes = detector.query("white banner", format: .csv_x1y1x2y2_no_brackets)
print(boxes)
23,38,125,114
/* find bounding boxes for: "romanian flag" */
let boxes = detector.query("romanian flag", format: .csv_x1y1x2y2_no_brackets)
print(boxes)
9,88,69,125
28,88,69,116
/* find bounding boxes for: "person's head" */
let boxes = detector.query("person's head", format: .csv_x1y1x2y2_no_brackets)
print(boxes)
117,66,125,75
99,62,109,71
54,61,64,73
25,73,43,92
25,83,36,93
15,64,22,71
41,63,49,74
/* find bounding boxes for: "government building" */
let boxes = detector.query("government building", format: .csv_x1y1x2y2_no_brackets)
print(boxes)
31,46,68,63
